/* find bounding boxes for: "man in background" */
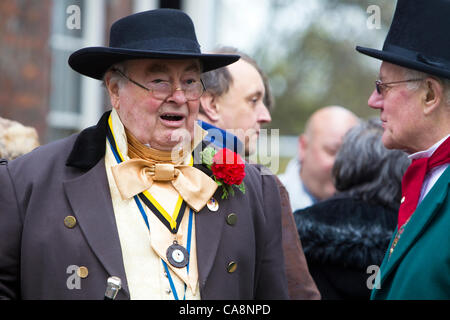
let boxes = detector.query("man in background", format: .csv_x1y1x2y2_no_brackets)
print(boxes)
279,106,359,212
198,47,271,156
198,46,321,299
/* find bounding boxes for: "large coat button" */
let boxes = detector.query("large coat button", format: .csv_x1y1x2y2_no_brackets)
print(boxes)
77,266,89,278
226,213,237,226
64,216,77,228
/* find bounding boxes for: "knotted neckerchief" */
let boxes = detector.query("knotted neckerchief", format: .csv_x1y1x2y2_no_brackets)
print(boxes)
111,128,217,213
398,136,450,229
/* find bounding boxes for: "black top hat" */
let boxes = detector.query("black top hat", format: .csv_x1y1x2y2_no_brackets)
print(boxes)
69,9,240,80
356,0,450,80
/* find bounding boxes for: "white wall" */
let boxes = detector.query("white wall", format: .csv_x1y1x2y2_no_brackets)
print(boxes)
183,0,218,52
133,0,159,13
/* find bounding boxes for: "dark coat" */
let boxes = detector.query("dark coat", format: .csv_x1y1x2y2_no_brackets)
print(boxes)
274,178,320,300
294,194,397,300
0,111,289,300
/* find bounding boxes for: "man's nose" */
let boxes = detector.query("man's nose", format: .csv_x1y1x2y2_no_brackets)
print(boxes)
168,87,188,105
257,104,272,124
368,89,383,110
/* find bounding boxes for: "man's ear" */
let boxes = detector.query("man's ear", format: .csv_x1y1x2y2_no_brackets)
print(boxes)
199,92,220,122
298,134,308,163
104,71,120,110
423,77,443,115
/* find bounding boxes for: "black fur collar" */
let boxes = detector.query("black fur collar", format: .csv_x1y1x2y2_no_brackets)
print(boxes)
295,197,396,269
66,111,111,170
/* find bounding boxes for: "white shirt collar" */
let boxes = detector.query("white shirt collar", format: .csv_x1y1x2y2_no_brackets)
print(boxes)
409,134,450,160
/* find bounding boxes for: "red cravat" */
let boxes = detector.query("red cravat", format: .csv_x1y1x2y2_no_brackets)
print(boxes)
397,136,450,229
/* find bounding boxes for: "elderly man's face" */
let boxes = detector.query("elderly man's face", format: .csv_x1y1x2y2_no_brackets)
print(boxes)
107,59,202,151
368,62,425,153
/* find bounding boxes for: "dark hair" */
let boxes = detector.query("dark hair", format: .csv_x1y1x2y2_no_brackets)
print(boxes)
200,46,274,113
332,118,410,210
200,57,233,98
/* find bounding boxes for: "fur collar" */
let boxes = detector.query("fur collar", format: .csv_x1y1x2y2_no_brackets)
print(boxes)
66,111,110,170
295,197,396,269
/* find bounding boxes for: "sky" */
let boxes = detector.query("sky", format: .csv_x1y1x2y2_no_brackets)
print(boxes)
215,0,319,54
213,0,387,70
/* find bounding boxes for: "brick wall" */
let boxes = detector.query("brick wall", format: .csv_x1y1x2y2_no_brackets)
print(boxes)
0,0,52,142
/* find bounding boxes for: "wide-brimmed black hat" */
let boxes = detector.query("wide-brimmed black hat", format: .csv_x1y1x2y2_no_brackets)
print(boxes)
69,9,240,80
356,0,450,80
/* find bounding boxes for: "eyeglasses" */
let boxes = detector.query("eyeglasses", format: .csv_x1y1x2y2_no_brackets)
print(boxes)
112,68,205,101
375,78,424,95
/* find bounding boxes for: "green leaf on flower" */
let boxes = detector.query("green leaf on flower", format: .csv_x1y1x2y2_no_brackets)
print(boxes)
228,184,235,197
200,147,217,169
215,177,223,186
238,182,246,194
221,186,229,199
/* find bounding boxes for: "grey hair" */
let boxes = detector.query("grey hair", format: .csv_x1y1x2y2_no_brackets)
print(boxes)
200,46,274,112
102,61,128,90
403,68,450,105
332,118,410,210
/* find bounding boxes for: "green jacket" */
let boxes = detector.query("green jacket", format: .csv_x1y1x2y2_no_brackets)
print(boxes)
371,166,450,300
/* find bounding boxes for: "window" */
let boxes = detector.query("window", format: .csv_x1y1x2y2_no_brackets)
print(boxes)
48,0,105,141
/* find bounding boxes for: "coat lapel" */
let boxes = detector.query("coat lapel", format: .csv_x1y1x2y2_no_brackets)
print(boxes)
195,195,227,291
191,159,226,290
379,166,450,286
63,111,129,299
63,158,130,299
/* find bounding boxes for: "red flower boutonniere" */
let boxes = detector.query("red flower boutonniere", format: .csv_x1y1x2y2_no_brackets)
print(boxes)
201,147,246,199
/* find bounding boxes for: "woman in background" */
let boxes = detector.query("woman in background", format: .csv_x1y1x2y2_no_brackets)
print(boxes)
294,118,409,299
